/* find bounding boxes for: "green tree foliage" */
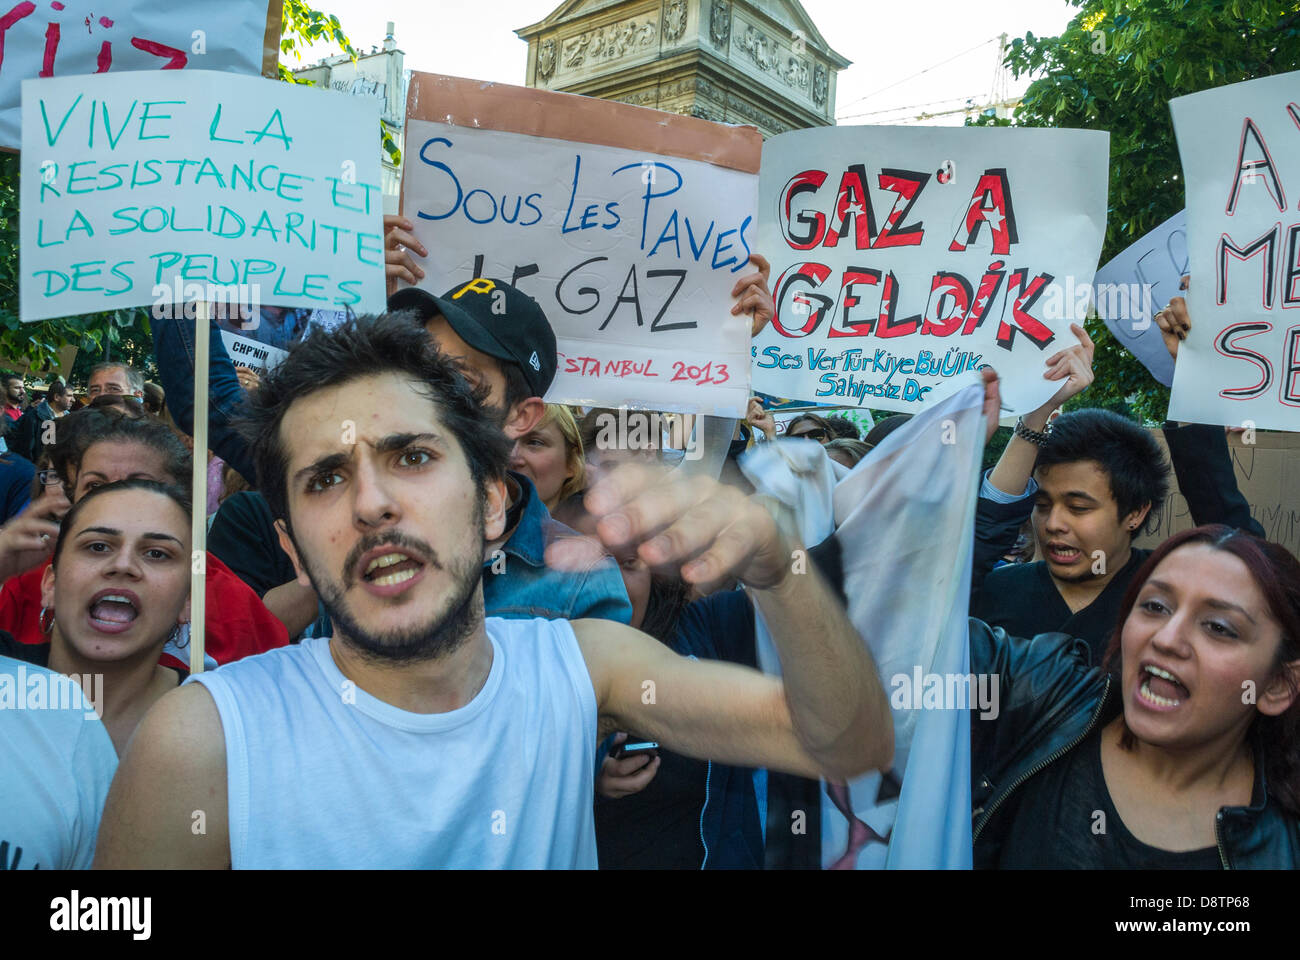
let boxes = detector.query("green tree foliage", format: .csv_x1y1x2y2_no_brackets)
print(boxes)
280,0,401,166
0,3,377,384
975,0,1300,422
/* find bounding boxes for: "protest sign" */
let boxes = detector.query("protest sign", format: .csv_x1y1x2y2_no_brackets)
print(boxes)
400,72,761,416
753,125,1109,415
1138,428,1300,559
1168,71,1300,432
1092,210,1185,387
0,0,281,150
20,69,387,322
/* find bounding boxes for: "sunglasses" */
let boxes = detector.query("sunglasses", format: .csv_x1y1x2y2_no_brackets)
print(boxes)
788,428,829,442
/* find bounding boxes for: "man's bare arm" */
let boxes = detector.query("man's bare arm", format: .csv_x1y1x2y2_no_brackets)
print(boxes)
566,463,893,781
93,684,230,869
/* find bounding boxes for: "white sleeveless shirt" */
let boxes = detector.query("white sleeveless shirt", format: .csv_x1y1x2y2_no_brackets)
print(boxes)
189,618,598,869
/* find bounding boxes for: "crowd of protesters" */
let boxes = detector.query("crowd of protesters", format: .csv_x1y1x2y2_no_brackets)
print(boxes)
1,216,1297,871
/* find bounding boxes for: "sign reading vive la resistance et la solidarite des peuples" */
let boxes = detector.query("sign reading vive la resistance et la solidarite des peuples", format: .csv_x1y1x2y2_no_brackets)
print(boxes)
20,69,388,322
752,125,1109,416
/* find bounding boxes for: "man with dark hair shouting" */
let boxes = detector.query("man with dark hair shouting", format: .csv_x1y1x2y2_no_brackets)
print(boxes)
94,313,891,869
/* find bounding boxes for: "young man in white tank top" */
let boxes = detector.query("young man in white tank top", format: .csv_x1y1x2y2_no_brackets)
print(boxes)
93,313,899,869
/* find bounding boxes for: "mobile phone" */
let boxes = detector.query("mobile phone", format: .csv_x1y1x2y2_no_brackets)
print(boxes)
610,739,659,760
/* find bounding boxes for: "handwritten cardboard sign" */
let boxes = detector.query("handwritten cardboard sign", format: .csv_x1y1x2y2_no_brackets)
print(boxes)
1168,71,1300,431
752,125,1109,415
0,0,280,150
400,73,761,416
20,69,386,322
1137,429,1300,558
1092,210,1185,387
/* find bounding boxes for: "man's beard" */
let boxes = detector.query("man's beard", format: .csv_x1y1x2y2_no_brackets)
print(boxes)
292,503,487,664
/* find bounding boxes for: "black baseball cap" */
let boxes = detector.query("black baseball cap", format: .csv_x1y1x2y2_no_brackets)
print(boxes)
388,279,557,398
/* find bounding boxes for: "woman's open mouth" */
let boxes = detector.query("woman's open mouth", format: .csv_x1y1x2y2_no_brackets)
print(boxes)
87,589,140,635
1136,662,1190,711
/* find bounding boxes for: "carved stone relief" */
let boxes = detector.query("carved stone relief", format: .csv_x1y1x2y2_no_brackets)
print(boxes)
563,17,659,70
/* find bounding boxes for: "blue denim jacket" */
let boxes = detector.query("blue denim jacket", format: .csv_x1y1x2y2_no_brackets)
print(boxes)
486,474,632,624
155,317,631,624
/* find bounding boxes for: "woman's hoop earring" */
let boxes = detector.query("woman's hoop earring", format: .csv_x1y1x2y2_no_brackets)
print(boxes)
39,606,55,634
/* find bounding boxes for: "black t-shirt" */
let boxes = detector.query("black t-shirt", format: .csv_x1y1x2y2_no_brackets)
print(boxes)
207,491,298,598
997,728,1223,869
595,749,710,869
973,548,1150,666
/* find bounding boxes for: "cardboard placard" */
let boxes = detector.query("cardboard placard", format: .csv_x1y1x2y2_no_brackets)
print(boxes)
1168,71,1300,431
752,125,1109,415
20,69,386,321
400,72,762,416
1138,429,1300,558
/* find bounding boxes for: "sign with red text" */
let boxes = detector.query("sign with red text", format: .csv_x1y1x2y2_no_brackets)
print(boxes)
400,73,761,416
753,125,1109,415
1168,72,1300,432
0,0,280,150
20,69,386,321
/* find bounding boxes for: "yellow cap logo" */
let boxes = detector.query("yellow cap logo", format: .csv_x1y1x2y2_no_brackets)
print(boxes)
451,278,496,299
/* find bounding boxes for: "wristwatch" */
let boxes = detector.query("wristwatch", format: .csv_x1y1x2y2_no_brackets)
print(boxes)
1013,416,1052,447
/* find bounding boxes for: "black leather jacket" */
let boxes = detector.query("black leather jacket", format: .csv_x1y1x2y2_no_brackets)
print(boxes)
969,619,1300,869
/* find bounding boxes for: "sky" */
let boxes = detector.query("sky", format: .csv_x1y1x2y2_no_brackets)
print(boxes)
296,0,1081,127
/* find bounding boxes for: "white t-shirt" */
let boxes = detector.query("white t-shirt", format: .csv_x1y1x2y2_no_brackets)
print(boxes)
189,617,599,869
0,656,118,869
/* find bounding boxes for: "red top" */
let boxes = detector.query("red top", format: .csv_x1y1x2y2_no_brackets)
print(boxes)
0,553,289,669
2,406,21,421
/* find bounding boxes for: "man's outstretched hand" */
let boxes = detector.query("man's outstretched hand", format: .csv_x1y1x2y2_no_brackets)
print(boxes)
547,462,791,594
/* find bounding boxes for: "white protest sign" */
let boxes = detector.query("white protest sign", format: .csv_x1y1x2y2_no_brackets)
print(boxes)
0,0,279,150
1092,210,1185,387
753,125,1109,415
400,73,761,416
1168,71,1300,431
20,69,386,322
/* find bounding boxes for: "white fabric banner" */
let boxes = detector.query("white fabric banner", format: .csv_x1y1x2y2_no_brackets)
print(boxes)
742,379,982,868
1168,71,1300,431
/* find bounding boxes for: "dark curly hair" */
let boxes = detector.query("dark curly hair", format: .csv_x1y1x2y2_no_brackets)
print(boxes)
241,311,512,529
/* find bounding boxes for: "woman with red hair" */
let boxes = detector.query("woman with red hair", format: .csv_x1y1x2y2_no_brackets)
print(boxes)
972,524,1300,868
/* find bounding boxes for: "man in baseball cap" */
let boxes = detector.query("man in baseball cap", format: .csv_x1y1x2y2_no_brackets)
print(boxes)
389,278,555,437
388,276,633,625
